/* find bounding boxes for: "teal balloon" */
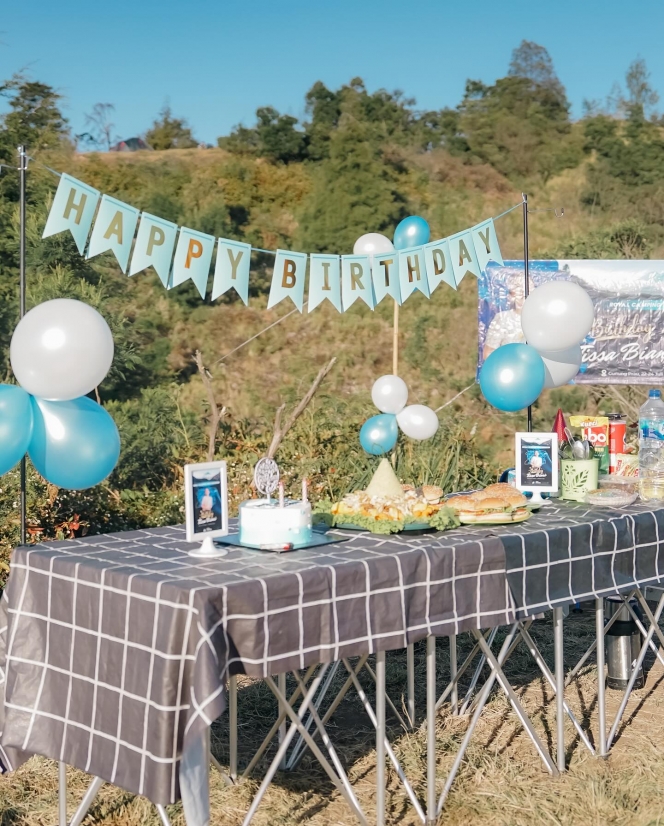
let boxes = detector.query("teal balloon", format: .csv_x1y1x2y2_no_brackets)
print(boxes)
393,216,430,250
28,396,120,490
0,385,34,475
360,414,398,456
480,343,546,412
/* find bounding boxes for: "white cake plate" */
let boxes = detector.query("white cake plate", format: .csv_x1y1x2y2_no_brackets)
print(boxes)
217,531,348,553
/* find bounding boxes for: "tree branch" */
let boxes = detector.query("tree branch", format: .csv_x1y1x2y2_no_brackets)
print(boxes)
267,357,336,459
193,350,226,461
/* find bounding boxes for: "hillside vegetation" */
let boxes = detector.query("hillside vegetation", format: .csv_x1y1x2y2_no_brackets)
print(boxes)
0,42,662,571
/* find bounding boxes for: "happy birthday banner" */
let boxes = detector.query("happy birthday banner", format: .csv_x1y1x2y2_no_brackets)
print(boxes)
42,172,505,312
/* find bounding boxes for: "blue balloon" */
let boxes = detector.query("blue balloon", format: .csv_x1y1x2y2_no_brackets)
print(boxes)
393,216,431,251
480,344,546,412
28,396,121,489
360,414,398,456
0,385,34,475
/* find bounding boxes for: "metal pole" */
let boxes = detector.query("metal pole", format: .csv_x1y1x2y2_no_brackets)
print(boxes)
449,636,458,716
375,651,386,826
553,607,565,771
407,643,415,728
426,636,436,826
229,674,238,781
278,672,287,770
58,762,67,826
596,598,607,758
18,145,27,545
522,192,532,433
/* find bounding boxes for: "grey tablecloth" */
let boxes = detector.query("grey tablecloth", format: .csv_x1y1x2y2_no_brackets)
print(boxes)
2,500,664,807
0,521,515,806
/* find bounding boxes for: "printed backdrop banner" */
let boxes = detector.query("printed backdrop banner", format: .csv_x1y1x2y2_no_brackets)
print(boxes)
41,172,507,313
479,260,664,385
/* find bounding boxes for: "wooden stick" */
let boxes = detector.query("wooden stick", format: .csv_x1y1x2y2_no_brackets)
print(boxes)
193,350,226,462
392,300,399,376
267,357,337,459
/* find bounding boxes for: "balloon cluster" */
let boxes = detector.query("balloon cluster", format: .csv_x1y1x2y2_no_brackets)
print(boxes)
0,299,121,489
360,375,439,455
480,281,594,412
354,215,431,260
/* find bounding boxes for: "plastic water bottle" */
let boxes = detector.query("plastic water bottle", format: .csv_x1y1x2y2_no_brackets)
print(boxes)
639,389,664,502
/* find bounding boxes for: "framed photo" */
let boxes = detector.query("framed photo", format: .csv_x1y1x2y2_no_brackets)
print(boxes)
515,432,559,493
184,461,229,543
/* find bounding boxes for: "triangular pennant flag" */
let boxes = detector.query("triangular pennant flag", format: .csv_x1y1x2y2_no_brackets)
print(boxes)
129,212,178,286
268,249,307,311
308,253,341,312
341,254,375,311
471,219,504,271
170,227,215,299
87,195,140,273
448,231,482,286
398,247,429,302
423,239,456,292
372,251,401,305
42,173,100,255
212,239,251,305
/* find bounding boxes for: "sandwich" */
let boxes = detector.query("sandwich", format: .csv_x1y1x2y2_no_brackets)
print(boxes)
448,486,530,524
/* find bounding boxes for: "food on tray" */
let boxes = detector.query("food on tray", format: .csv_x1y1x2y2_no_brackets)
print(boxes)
315,459,459,534
447,484,530,524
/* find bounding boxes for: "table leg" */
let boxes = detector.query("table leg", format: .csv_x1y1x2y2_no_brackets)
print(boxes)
68,776,104,826
426,636,437,826
278,672,287,770
58,762,66,826
376,651,386,826
407,643,415,728
553,607,565,772
449,636,458,716
156,804,172,825
229,674,238,781
596,597,607,758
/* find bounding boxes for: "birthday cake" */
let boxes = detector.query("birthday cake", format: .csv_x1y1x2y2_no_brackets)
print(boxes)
238,498,313,547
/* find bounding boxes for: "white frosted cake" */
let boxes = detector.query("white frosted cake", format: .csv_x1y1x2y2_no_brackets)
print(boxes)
239,498,313,547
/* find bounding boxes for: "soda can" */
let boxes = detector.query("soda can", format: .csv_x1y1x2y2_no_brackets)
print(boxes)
608,413,626,474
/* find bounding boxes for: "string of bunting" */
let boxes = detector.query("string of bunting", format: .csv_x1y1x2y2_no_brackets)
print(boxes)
37,163,516,314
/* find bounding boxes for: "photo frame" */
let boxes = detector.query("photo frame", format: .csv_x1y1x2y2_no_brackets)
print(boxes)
184,461,229,543
515,432,559,495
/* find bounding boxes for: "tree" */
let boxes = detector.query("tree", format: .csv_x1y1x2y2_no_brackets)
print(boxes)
0,75,69,159
145,105,197,150
508,40,567,104
297,116,405,252
78,102,117,151
220,106,306,163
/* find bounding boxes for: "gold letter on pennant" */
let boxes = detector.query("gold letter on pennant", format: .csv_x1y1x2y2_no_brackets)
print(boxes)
282,259,297,288
185,239,203,269
103,211,124,244
350,263,364,290
63,188,87,225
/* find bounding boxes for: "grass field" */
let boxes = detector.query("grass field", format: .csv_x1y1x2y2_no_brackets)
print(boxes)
2,606,664,826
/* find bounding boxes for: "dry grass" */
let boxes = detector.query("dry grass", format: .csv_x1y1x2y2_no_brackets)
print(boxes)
2,609,664,825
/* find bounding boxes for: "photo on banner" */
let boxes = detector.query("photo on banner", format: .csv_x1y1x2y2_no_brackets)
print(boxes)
423,239,455,293
398,247,429,301
86,194,140,273
170,227,215,298
212,239,251,305
308,253,341,312
42,173,100,255
129,212,178,286
448,230,482,286
371,251,401,305
268,249,307,311
341,254,375,311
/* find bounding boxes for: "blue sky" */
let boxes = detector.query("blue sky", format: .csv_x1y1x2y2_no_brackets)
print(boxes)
2,0,663,145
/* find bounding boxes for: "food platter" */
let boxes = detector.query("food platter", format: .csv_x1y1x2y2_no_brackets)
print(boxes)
334,521,435,535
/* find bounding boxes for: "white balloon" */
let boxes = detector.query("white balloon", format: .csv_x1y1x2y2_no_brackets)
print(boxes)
396,405,439,440
521,281,594,353
539,345,583,388
11,299,114,401
353,233,394,265
371,375,408,414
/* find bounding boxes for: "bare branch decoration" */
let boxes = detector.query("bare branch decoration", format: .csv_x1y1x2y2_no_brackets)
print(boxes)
267,357,336,459
193,350,226,461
